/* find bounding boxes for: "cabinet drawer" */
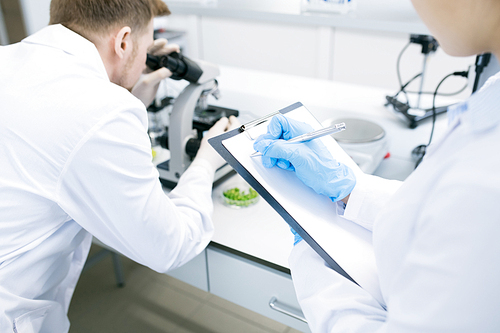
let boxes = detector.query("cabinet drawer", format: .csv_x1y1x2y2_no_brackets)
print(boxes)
207,247,310,332
166,250,208,292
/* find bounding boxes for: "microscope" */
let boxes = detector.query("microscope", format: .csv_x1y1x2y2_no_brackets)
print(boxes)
146,52,238,187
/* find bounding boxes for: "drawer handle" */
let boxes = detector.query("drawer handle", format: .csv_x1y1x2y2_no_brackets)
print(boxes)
268,297,307,323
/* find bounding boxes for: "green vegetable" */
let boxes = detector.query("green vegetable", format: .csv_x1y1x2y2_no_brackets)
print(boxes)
223,187,259,207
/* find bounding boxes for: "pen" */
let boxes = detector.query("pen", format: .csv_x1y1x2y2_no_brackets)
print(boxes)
250,122,346,157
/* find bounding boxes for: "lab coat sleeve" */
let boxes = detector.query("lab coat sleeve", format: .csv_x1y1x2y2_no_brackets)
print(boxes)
376,176,500,332
55,104,214,272
289,241,387,332
291,173,500,332
341,174,402,231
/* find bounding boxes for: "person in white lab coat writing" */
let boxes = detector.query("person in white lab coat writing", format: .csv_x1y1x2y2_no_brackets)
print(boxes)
254,0,500,331
0,0,238,332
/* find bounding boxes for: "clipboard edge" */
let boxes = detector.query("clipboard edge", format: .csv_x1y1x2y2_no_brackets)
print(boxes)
208,102,358,286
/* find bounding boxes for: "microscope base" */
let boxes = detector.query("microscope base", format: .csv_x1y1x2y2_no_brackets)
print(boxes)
157,160,235,188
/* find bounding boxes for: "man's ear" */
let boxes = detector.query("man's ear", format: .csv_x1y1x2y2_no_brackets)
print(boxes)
114,26,132,59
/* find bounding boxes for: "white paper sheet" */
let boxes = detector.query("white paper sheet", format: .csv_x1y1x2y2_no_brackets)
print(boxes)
222,105,384,305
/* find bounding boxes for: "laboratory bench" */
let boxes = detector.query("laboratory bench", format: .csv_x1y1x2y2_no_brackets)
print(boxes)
95,65,453,332
160,65,454,331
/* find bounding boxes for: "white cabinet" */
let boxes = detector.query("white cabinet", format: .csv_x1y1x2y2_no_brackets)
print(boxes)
165,245,311,331
164,245,311,331
166,250,209,292
207,246,311,332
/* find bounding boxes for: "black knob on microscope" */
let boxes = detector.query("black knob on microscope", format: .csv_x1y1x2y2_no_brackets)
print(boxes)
185,138,201,159
158,132,169,150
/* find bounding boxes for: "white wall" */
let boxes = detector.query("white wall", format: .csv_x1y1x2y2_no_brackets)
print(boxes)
201,17,320,78
164,14,475,103
13,0,476,102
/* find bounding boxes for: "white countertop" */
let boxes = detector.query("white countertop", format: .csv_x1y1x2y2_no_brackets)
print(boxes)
211,174,294,269
166,0,429,35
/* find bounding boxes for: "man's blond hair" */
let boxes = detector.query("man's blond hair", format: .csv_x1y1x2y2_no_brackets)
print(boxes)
49,0,170,38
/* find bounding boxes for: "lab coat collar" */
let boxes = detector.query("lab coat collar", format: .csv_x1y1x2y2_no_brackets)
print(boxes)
448,71,500,133
23,24,109,82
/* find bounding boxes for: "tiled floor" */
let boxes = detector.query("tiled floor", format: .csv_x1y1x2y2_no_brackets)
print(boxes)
68,245,304,333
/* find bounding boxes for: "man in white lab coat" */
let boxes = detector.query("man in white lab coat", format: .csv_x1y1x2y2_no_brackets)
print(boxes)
0,0,237,332
254,0,500,331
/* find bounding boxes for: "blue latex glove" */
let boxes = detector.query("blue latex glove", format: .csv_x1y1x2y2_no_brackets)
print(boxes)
290,227,303,246
253,114,356,202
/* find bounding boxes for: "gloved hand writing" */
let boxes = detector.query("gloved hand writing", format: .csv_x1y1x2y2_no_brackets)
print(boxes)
253,114,356,202
131,38,181,107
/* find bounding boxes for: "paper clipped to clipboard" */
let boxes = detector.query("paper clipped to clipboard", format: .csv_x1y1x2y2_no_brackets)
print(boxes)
209,102,384,306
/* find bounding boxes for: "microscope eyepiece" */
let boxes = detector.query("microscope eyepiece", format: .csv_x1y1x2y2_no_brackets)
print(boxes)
146,53,203,83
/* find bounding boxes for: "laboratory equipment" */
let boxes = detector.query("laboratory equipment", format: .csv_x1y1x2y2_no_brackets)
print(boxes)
385,34,447,128
408,53,497,167
146,52,238,187
323,118,388,175
472,53,500,92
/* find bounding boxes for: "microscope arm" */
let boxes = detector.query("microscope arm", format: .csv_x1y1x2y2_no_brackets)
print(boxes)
167,58,221,180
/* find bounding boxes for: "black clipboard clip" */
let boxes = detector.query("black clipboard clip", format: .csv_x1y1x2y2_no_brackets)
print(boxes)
239,111,280,132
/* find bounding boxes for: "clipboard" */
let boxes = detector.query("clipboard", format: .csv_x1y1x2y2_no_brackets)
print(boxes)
209,102,384,305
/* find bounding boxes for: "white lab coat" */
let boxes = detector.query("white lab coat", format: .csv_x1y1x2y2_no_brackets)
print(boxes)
0,25,216,332
289,72,500,332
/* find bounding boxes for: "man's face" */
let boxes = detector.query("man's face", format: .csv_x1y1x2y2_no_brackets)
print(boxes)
117,20,154,90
